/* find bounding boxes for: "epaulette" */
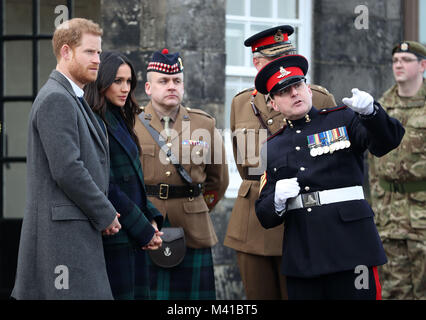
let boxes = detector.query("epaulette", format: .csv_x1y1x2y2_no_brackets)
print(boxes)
310,84,331,96
319,104,347,114
185,107,214,119
265,127,285,142
234,87,255,98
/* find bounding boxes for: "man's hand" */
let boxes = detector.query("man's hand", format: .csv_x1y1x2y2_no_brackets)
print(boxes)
342,88,374,115
102,213,121,236
142,221,164,251
274,178,300,212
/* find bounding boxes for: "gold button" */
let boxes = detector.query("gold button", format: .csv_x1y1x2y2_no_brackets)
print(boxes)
305,186,310,191
296,130,301,134
267,119,273,125
295,146,301,151
300,167,305,171
307,208,312,213
165,171,171,177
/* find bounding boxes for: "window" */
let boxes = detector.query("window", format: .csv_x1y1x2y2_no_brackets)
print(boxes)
224,0,312,197
420,0,426,44
0,0,100,219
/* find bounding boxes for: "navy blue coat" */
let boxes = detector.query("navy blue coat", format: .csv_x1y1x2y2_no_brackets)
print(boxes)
102,106,163,247
255,103,405,278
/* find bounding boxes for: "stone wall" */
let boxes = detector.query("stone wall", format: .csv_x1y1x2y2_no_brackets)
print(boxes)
101,0,226,117
100,0,244,300
312,0,404,199
312,0,403,103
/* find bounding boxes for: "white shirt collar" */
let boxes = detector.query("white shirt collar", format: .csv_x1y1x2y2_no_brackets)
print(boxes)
60,72,85,98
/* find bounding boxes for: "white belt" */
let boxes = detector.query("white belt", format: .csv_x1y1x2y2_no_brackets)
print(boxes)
287,186,365,211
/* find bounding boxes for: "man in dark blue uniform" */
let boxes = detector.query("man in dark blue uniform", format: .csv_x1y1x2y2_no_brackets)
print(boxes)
255,55,405,299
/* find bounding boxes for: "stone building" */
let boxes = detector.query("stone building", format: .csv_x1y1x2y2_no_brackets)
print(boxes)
0,0,423,299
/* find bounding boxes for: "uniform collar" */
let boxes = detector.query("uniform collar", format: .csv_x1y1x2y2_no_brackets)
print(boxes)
142,101,190,141
386,78,426,108
152,105,180,123
285,106,318,128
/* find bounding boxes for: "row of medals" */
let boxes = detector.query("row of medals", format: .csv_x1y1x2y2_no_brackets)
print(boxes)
308,126,351,157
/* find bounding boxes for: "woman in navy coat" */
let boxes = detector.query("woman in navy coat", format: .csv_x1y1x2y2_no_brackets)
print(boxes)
85,52,163,299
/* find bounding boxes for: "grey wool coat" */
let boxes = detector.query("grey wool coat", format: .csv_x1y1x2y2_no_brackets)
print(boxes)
11,70,116,300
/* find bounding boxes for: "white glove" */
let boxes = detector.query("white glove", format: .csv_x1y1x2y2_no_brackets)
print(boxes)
342,88,374,115
274,178,300,213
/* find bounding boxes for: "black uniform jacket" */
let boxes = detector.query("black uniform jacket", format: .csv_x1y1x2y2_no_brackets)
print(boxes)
255,103,405,278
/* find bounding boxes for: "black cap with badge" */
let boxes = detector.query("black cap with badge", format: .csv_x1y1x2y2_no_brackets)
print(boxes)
244,25,296,57
255,54,308,95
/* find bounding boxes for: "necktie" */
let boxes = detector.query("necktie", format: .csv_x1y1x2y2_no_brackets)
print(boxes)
163,116,171,144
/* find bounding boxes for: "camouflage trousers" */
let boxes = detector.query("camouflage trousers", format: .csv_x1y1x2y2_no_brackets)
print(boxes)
379,238,426,300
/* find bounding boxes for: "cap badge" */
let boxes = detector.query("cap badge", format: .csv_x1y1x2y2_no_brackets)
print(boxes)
274,30,284,42
178,57,184,70
277,66,291,78
400,42,409,51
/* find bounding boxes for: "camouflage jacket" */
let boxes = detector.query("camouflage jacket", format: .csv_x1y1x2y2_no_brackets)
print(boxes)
369,79,426,241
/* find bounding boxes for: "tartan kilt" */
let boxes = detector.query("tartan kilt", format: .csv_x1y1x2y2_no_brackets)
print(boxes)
103,243,151,300
147,246,216,300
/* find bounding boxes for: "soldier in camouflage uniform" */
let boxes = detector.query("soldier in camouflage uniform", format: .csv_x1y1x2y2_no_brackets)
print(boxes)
369,41,426,300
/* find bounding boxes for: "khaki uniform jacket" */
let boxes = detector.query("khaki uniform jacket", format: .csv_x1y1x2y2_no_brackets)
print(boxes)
224,85,336,256
135,102,229,248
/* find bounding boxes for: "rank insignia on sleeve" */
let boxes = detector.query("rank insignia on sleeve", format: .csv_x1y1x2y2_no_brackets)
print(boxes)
259,171,267,195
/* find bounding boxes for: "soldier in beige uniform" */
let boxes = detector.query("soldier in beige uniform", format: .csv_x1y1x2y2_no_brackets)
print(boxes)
135,49,229,299
369,41,426,300
224,25,336,299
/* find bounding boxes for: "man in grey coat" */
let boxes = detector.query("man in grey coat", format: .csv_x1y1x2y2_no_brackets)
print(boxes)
11,18,121,300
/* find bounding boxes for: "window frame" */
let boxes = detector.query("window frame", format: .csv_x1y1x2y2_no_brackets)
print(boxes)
0,0,74,219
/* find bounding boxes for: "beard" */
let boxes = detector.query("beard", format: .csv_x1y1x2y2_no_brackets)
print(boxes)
68,56,98,86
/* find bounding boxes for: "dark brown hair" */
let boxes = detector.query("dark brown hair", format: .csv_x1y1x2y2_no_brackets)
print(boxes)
84,51,141,154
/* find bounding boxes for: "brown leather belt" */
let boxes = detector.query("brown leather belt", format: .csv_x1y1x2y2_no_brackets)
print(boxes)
145,183,203,200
